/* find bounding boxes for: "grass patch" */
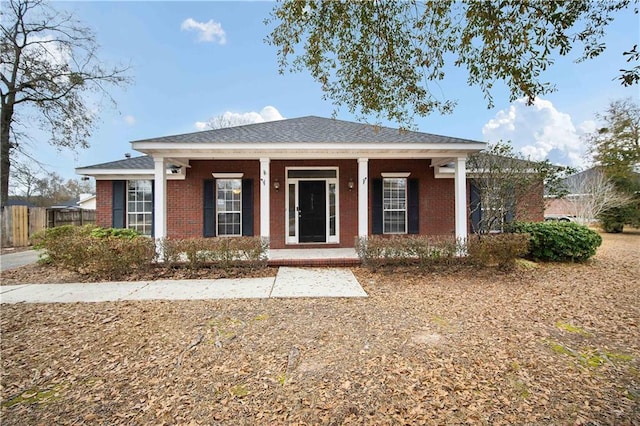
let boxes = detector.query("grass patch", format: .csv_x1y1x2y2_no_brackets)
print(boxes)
431,315,450,328
547,340,634,368
229,384,249,398
2,384,65,408
555,321,591,336
548,341,575,357
511,380,531,399
515,258,538,270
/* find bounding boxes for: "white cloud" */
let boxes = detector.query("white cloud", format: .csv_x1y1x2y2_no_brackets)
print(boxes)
181,18,226,44
482,98,594,167
123,115,136,126
195,106,284,130
24,35,72,69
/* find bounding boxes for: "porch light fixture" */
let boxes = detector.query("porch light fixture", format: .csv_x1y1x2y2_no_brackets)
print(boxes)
273,179,280,191
348,178,354,190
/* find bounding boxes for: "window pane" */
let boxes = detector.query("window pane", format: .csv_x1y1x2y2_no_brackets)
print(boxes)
126,180,153,236
382,178,407,234
329,183,336,236
384,211,406,234
288,184,296,237
288,169,336,178
215,179,242,235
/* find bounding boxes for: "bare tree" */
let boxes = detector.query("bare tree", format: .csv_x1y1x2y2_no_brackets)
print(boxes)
8,161,42,204
1,0,131,206
202,114,248,130
563,168,633,225
467,142,572,234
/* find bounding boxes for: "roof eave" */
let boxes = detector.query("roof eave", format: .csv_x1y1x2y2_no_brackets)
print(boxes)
131,141,487,159
75,168,186,180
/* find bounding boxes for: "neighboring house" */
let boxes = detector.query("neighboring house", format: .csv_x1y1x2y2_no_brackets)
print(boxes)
544,169,594,221
49,199,81,209
545,166,639,223
76,116,542,248
5,198,36,208
78,193,96,210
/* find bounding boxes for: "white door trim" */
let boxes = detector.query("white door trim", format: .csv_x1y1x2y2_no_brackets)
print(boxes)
285,167,340,245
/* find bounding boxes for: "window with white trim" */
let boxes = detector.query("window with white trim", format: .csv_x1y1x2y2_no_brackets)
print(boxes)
216,179,242,236
383,178,407,234
127,180,153,236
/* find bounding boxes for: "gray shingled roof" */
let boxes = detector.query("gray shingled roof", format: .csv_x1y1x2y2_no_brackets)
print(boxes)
132,116,483,145
78,155,153,170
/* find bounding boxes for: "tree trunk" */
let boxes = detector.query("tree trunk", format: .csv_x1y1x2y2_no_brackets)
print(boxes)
1,101,14,207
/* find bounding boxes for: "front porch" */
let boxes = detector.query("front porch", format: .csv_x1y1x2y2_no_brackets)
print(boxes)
267,248,360,267
78,116,488,246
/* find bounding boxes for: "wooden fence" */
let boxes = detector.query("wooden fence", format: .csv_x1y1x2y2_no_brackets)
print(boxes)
47,209,96,228
1,206,95,247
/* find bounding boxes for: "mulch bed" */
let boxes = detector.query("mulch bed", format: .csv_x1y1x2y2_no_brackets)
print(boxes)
0,263,277,285
1,232,639,425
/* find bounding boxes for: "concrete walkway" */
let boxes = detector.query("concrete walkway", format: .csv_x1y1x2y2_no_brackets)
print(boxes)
0,267,367,304
0,249,40,271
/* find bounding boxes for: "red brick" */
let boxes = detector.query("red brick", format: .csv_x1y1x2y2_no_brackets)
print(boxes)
94,159,543,248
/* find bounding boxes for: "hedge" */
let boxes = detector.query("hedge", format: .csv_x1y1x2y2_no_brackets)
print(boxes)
509,221,602,262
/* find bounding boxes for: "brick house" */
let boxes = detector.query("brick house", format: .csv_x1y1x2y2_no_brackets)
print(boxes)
77,116,495,248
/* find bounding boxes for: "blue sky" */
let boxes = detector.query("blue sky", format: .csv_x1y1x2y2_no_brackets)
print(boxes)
21,1,640,183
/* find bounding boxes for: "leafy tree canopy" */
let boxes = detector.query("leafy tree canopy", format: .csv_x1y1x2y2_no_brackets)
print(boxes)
585,98,640,231
267,0,633,127
587,98,640,183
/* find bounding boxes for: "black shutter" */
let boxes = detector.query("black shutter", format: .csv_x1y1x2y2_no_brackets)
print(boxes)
203,179,215,237
241,179,253,236
470,182,481,234
505,209,515,225
112,180,126,229
407,179,419,234
372,178,383,235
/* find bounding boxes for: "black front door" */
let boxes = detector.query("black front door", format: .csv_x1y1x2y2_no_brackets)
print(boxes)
298,180,326,243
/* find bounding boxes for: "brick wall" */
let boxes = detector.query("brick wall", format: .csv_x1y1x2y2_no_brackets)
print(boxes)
94,160,260,237
369,159,456,236
167,160,260,238
93,158,544,246
515,181,545,222
95,180,113,228
270,159,358,249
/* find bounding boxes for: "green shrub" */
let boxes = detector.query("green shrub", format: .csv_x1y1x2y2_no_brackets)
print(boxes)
509,221,602,262
32,225,94,269
33,225,156,279
466,233,530,271
89,227,141,239
356,235,461,270
83,236,156,279
159,237,268,270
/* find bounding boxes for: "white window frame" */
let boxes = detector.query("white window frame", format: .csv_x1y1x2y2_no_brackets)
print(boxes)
285,167,340,245
382,176,409,234
215,178,242,237
126,179,153,236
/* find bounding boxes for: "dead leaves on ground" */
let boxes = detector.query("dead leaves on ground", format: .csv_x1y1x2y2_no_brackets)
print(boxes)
1,233,639,424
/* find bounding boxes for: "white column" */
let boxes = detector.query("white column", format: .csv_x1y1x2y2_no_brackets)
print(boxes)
153,157,167,241
259,158,270,242
358,158,369,238
454,156,468,242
